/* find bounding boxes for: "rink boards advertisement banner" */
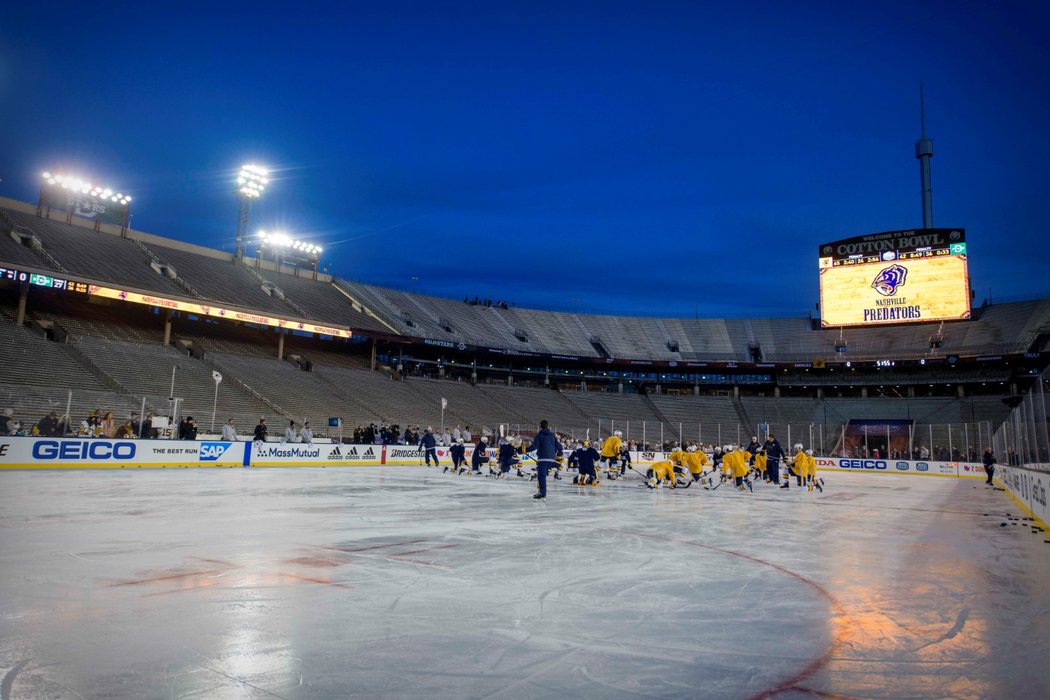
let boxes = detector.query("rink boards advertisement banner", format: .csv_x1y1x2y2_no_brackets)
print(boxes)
813,457,986,478
0,437,673,469
0,439,996,479
0,437,248,468
996,465,1050,528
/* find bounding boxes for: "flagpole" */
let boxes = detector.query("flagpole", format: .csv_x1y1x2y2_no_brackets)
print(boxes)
211,371,223,432
440,398,446,437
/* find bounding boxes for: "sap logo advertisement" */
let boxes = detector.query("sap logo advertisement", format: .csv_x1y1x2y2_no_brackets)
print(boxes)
33,440,136,460
198,442,232,461
916,462,929,472
895,461,910,471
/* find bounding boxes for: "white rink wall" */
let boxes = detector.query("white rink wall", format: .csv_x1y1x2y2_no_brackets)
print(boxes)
996,464,1050,527
0,437,1012,480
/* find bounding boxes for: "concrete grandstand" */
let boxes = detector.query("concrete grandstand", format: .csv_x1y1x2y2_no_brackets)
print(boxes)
1,195,1048,458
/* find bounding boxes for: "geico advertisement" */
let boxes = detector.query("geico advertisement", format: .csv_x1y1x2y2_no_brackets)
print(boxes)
819,254,971,327
0,437,246,468
814,457,963,476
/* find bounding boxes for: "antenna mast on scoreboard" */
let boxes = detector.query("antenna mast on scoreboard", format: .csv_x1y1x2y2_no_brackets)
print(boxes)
916,81,934,229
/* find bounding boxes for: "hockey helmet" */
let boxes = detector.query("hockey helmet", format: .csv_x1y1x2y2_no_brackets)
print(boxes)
480,436,488,443
614,430,623,438
806,449,813,456
794,443,803,451
687,444,697,452
583,440,591,448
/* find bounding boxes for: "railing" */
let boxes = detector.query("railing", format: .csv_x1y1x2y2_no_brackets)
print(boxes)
992,367,1050,468
131,238,206,300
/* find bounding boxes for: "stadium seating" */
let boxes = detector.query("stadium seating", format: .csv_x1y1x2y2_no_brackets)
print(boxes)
0,198,1042,446
2,208,185,295
253,267,390,332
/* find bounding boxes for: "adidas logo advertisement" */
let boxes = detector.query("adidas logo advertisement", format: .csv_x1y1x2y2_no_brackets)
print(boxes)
326,446,377,461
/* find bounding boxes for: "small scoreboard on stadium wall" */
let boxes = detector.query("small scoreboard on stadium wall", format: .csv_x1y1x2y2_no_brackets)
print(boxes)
818,228,970,328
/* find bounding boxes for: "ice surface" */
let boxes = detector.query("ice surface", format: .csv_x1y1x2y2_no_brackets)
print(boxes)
1,467,1048,699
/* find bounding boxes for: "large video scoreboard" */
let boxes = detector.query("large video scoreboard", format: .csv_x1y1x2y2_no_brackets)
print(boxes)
818,228,971,328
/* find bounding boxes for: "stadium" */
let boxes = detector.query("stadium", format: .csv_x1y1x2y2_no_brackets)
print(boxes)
3,4,1050,698
2,181,1049,697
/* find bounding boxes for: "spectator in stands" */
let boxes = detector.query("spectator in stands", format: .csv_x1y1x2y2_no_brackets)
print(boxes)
1007,446,1020,466
117,421,135,438
408,426,420,445
284,421,299,443
254,418,268,443
441,428,451,446
143,412,157,439
301,422,314,444
0,409,12,436
130,413,141,438
101,411,117,438
86,412,104,437
179,417,198,441
452,425,462,442
222,419,238,442
38,411,59,437
353,425,364,444
463,425,472,443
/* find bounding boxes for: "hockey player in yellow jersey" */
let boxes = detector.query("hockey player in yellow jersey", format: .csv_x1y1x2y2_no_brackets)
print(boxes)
801,449,822,491
784,444,806,488
680,445,710,486
723,445,753,491
600,430,624,479
666,444,692,486
752,450,768,481
645,460,678,489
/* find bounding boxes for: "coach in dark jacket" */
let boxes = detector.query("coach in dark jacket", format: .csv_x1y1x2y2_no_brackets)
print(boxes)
982,447,997,485
421,427,439,466
763,435,785,484
528,420,564,499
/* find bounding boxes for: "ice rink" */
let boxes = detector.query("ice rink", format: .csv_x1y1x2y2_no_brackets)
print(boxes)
1,466,1048,699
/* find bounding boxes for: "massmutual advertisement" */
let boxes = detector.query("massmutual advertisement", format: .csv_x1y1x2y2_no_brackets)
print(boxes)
818,228,971,328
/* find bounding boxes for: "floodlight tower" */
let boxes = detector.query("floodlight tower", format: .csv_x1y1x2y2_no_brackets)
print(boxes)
916,82,934,229
256,230,323,276
235,164,268,259
38,172,132,235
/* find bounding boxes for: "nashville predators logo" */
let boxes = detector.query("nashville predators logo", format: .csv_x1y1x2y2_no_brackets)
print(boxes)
872,264,907,297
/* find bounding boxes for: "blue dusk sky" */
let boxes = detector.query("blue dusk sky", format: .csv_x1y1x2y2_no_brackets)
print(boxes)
1,0,1048,316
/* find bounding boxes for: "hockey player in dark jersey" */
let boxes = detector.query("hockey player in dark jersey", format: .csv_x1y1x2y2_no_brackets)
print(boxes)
470,436,489,475
445,438,467,474
496,437,519,478
572,440,601,486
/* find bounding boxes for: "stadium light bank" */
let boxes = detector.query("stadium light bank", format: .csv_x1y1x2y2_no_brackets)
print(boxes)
235,163,268,259
38,171,132,234
256,229,323,274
